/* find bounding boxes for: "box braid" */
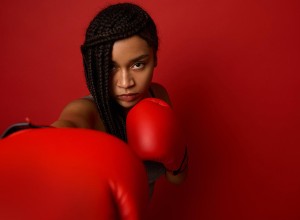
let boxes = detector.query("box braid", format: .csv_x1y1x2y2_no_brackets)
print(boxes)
81,3,158,141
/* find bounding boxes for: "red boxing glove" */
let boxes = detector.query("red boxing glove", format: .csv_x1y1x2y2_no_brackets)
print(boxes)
0,128,149,220
126,98,187,174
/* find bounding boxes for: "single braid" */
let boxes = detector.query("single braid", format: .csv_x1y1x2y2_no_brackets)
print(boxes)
81,3,158,141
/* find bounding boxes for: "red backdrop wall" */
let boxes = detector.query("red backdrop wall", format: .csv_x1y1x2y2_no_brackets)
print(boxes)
1,0,299,219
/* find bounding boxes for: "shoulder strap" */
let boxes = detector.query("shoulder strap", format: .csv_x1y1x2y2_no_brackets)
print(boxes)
83,95,94,101
149,86,156,98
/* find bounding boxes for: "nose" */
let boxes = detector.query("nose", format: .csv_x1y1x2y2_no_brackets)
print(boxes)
116,69,134,89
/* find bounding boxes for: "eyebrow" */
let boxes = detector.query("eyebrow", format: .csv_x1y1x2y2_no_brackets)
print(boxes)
112,54,150,65
129,54,150,63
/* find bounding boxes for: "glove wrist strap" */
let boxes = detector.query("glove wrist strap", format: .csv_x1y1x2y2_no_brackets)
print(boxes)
172,147,188,176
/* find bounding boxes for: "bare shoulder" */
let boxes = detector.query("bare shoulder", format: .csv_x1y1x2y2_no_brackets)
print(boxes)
51,97,105,131
150,82,172,106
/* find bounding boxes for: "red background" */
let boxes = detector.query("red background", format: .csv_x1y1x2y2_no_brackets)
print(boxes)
1,0,300,219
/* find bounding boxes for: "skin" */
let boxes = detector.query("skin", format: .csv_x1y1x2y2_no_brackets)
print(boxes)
52,35,186,184
110,35,155,109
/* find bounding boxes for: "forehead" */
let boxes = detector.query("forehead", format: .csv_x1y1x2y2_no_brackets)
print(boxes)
112,35,152,62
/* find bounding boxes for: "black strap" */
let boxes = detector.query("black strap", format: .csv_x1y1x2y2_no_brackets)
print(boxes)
0,122,50,139
172,147,188,175
149,86,156,98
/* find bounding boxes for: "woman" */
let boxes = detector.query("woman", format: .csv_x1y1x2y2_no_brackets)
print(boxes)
52,2,187,196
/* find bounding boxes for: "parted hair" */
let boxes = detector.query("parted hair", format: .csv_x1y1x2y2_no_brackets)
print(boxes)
81,3,158,141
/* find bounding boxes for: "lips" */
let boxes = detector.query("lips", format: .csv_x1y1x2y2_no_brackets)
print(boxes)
117,93,140,102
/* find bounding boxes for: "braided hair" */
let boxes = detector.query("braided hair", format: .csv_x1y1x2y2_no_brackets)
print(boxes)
81,3,158,141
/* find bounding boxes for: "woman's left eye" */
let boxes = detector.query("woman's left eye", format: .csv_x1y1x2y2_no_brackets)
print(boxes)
132,62,145,70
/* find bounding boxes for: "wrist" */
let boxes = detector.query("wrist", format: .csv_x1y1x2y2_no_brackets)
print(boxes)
166,167,188,184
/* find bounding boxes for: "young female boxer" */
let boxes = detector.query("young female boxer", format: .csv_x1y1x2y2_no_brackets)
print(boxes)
51,3,188,197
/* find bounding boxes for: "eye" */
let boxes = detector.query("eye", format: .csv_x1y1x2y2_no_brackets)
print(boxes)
132,62,145,70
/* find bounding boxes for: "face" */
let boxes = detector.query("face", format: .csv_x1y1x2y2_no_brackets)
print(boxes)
110,35,155,109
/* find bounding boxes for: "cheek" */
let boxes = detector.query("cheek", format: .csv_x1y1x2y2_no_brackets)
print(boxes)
139,71,153,87
145,67,154,82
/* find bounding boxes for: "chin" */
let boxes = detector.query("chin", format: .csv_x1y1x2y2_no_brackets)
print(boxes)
117,100,137,109
119,98,144,109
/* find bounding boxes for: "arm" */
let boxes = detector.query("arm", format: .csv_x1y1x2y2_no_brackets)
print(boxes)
51,98,105,131
133,83,188,184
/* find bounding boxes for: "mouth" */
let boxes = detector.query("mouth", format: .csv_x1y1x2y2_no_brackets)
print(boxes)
117,93,140,102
